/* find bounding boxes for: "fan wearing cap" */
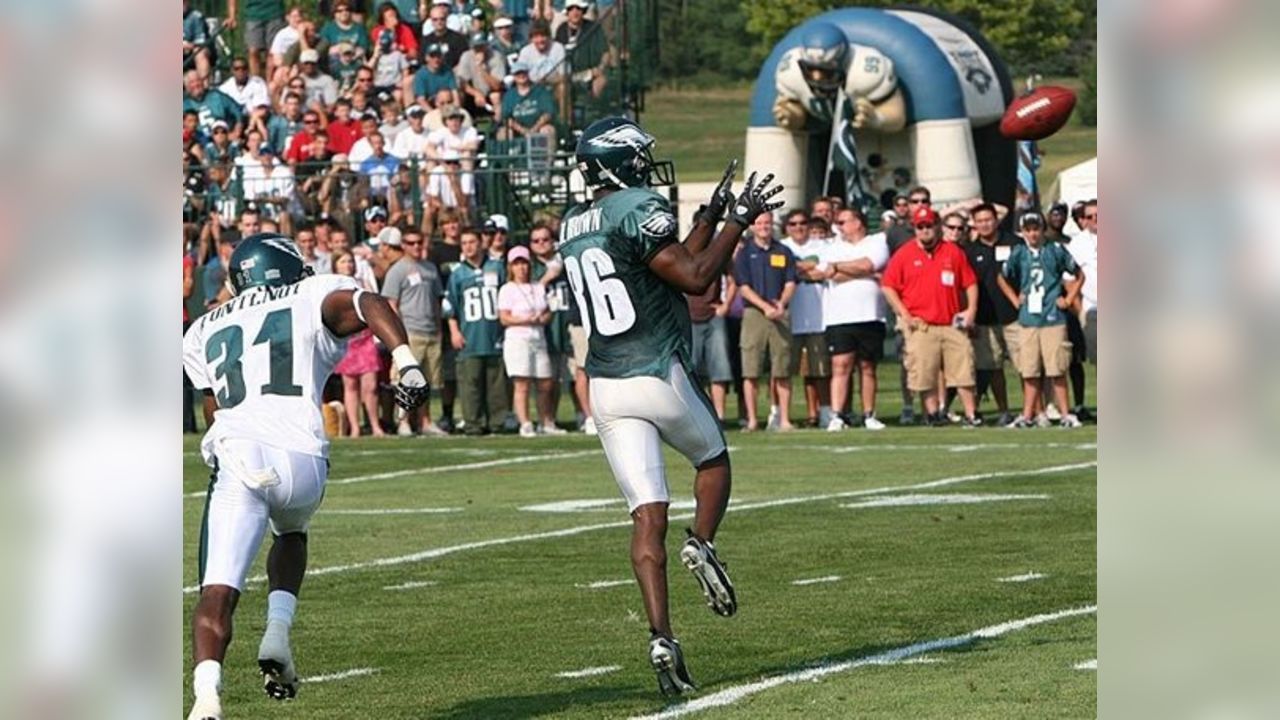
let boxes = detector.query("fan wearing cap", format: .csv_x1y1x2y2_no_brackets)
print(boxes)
423,1,469,67
498,245,565,436
482,214,509,263
412,42,460,109
880,204,983,426
489,16,521,64
456,31,508,117
391,104,432,160
425,147,472,227
496,60,556,145
996,211,1085,428
556,0,609,99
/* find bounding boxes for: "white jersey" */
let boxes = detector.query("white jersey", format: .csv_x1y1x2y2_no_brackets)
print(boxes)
821,232,889,326
183,273,359,464
1065,230,1098,312
781,237,829,335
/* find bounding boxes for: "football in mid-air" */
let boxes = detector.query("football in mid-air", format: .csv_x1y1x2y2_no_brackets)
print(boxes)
999,86,1077,140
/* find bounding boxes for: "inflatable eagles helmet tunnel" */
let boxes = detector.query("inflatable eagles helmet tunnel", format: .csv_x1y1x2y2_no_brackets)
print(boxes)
745,5,1017,216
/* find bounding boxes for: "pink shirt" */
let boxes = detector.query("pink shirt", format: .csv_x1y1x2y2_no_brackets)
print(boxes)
497,281,547,342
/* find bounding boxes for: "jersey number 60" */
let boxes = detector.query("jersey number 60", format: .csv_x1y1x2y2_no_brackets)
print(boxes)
564,248,636,337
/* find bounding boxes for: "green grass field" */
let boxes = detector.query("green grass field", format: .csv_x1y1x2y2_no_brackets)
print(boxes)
643,81,1096,188
182,368,1097,718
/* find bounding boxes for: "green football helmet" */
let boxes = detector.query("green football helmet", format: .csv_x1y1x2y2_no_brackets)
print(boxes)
227,232,313,295
576,116,675,190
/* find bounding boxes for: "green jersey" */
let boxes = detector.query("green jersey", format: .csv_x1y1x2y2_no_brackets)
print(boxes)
558,188,689,379
533,257,572,354
444,257,506,357
1002,241,1080,328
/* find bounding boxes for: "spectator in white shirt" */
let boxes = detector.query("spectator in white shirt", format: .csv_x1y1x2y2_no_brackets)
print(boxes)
219,58,272,116
346,111,382,164
298,49,340,109
779,210,834,428
456,32,507,118
1067,199,1098,365
426,105,479,203
516,21,566,85
391,104,432,161
820,207,891,430
268,6,306,82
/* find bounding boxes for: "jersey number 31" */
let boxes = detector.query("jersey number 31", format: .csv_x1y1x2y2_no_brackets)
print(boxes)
564,249,636,337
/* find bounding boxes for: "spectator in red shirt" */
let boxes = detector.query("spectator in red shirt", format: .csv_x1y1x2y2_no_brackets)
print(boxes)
284,110,323,163
326,98,362,154
880,206,982,426
371,2,420,60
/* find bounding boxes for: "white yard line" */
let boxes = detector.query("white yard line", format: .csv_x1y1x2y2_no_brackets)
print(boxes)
182,461,1096,594
575,579,634,589
997,572,1048,583
185,449,602,498
840,493,1050,509
789,442,1095,454
383,580,437,591
322,508,463,515
630,605,1097,720
555,665,622,678
301,667,379,683
1073,658,1097,670
791,575,842,586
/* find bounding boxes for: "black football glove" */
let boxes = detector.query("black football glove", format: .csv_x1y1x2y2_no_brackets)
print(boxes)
727,171,785,227
694,159,738,226
394,365,430,411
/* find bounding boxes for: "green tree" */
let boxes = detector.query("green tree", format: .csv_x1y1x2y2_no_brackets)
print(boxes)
657,0,766,83
1077,46,1096,127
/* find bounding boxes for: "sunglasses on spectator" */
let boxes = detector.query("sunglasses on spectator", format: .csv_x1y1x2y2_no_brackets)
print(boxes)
914,223,934,230
531,236,552,243
786,220,807,226
402,240,422,246
1084,213,1097,219
909,198,929,205
357,76,373,83
304,118,319,124
943,224,965,231
369,218,385,224
232,64,248,71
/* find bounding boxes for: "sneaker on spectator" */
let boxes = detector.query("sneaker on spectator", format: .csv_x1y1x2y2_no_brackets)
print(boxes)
1006,415,1034,429
1044,403,1063,421
502,413,520,433
539,423,568,436
898,407,915,426
397,420,414,437
960,415,982,429
422,422,449,437
825,416,846,432
766,406,780,432
454,418,467,432
518,421,537,438
1059,413,1082,428
437,416,455,434
1034,413,1053,428
863,415,886,431
582,416,598,435
995,411,1014,427
946,411,962,424
1073,405,1094,422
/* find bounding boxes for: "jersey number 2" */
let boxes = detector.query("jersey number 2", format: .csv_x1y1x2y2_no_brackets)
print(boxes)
204,308,304,408
564,248,636,337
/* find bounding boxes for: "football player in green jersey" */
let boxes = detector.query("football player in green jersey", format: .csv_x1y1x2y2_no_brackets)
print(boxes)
559,116,783,695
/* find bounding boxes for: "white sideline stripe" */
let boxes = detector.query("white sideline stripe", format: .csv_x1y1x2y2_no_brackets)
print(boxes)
182,461,1095,594
791,575,842,586
997,572,1048,583
322,507,464,515
791,442,1095,454
895,656,944,665
184,449,602,498
383,580,437,591
302,667,379,683
840,493,1050,509
575,579,633,589
630,605,1097,720
1073,658,1097,671
521,498,697,513
556,665,622,678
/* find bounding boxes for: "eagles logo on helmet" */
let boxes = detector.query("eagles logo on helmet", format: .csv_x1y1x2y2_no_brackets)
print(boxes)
227,233,314,295
576,116,676,190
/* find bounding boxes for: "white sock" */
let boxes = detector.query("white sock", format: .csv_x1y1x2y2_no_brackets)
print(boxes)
769,404,780,416
193,659,222,698
267,590,298,629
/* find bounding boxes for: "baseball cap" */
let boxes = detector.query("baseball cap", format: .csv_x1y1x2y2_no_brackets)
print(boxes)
211,119,229,131
880,210,897,223
425,43,445,56
299,48,319,64
493,17,514,29
484,213,510,232
911,206,939,226
377,226,403,247
507,245,531,263
1049,202,1068,216
566,0,591,8
442,104,464,119
470,31,489,47
405,105,426,118
510,61,530,74
1018,211,1046,229
364,205,388,222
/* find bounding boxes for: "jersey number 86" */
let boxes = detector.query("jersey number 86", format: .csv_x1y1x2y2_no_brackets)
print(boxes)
564,248,636,338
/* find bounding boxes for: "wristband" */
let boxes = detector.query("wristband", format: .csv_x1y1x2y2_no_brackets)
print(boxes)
391,344,417,373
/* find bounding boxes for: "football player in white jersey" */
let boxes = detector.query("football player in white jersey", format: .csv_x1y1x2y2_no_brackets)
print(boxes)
182,233,428,720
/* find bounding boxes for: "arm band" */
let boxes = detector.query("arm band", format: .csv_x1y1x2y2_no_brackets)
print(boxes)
391,344,417,372
352,289,369,324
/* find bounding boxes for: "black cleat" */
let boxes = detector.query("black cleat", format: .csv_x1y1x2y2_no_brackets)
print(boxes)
680,529,738,617
649,634,696,696
258,658,299,700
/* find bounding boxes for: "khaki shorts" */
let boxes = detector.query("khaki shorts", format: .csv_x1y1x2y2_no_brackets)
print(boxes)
1015,324,1072,378
567,324,589,375
392,332,444,387
791,332,831,378
972,323,1022,371
904,324,975,392
740,307,794,379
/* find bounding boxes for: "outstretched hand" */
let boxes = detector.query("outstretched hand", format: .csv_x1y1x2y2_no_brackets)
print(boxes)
727,171,785,227
394,366,430,410
695,159,738,226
